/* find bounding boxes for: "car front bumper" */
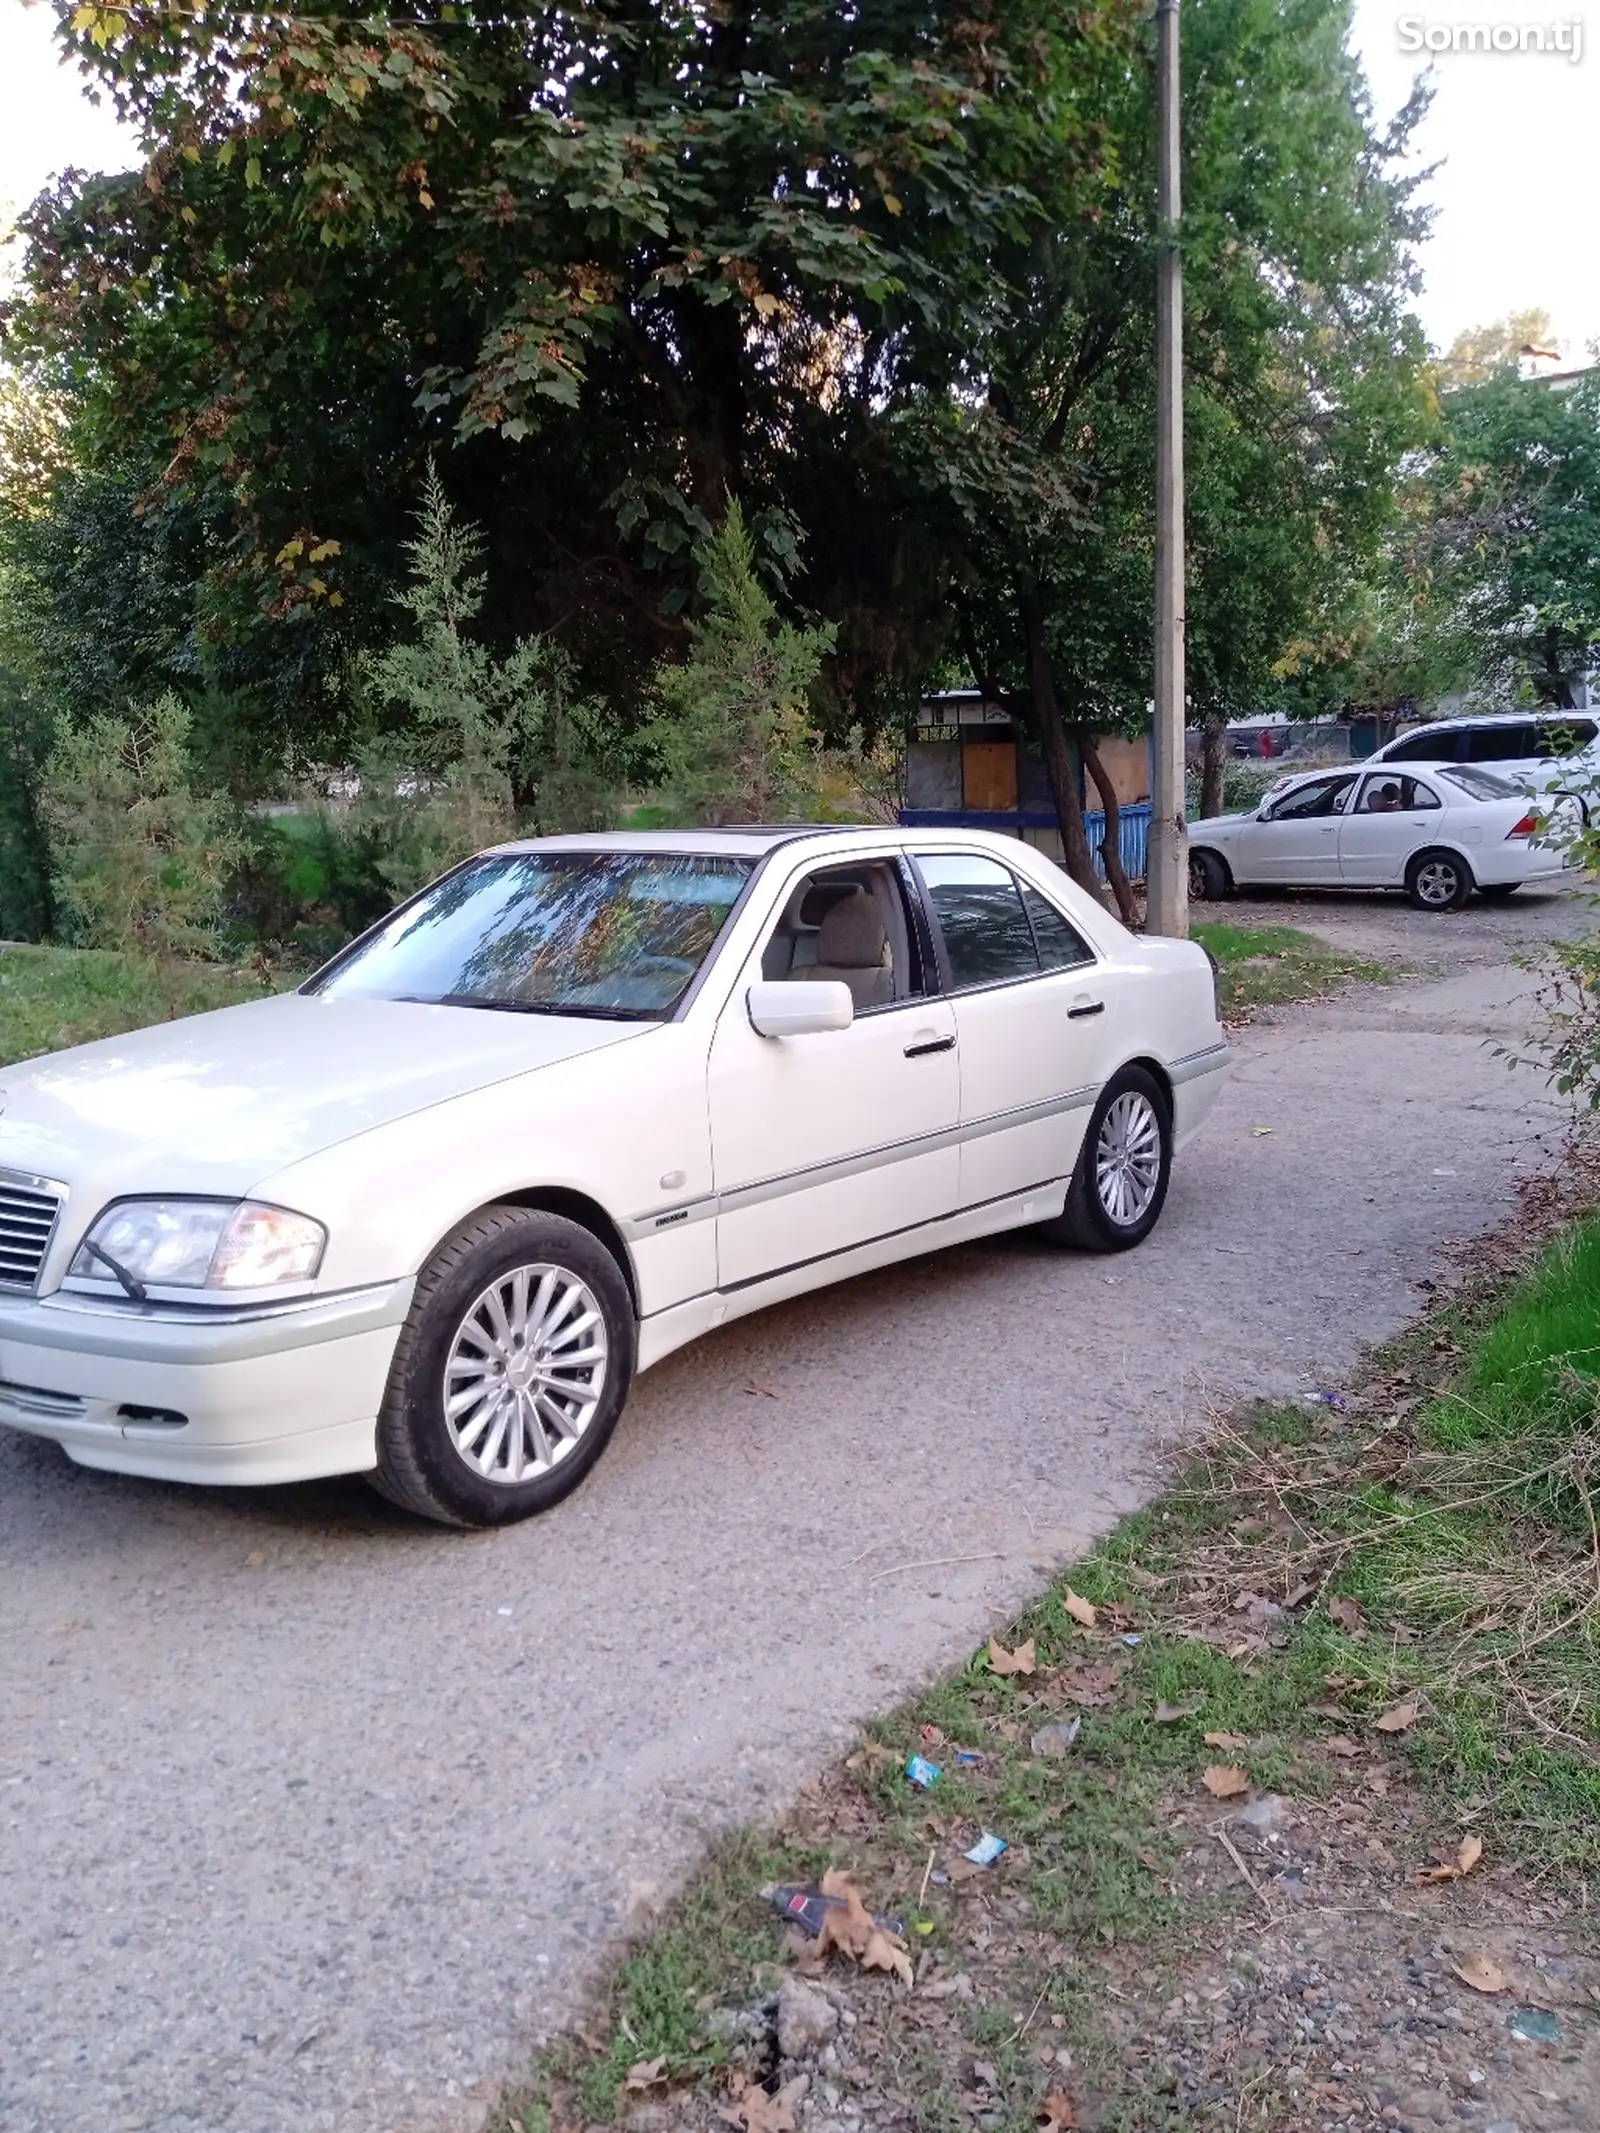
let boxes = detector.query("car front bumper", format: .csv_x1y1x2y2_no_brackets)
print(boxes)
0,1280,414,1485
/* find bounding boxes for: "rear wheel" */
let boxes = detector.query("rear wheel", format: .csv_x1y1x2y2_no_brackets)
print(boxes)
1038,1066,1172,1253
1189,849,1231,901
1406,848,1473,912
369,1207,634,1527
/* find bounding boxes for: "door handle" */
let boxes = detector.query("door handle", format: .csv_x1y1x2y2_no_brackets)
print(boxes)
1067,1000,1106,1020
904,1033,956,1058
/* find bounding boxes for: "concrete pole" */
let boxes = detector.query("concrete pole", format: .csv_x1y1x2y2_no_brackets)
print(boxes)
1146,0,1189,936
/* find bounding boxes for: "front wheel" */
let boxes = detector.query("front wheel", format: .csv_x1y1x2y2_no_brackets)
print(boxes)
1038,1066,1173,1253
1406,848,1473,912
369,1207,635,1527
1189,849,1231,901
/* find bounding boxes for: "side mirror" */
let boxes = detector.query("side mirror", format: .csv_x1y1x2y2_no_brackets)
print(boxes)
746,980,854,1038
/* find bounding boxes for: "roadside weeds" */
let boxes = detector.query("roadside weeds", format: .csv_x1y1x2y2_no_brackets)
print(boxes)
495,1146,1600,2133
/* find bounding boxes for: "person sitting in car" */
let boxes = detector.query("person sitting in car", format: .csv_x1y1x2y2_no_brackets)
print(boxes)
1367,780,1404,811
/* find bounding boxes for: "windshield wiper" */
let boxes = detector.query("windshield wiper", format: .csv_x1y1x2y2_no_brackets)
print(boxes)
80,1237,149,1304
431,994,659,1022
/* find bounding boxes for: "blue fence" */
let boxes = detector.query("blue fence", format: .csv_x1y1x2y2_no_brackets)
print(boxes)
899,803,1154,882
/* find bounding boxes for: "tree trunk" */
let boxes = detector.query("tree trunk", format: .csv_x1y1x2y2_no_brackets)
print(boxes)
1017,581,1103,901
1078,728,1138,924
1199,712,1227,820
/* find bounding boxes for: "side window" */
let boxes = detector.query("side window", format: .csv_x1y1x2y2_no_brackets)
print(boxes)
1357,774,1440,813
1387,728,1458,764
759,861,922,1012
916,853,1039,989
1269,775,1356,821
1466,725,1538,763
1021,886,1095,971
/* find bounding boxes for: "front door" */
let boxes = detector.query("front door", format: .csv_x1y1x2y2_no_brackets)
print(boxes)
1233,772,1357,884
708,858,959,1290
912,851,1119,1209
1337,771,1444,885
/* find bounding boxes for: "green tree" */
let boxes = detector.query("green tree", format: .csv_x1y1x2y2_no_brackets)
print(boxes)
7,0,1133,747
643,502,835,825
919,0,1429,894
1434,309,1558,389
356,464,618,896
1407,369,1600,708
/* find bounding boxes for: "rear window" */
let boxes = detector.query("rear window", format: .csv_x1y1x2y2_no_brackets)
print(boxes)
1535,718,1598,758
1439,766,1518,801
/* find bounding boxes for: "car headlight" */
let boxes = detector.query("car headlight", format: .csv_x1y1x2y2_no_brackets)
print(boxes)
70,1199,327,1293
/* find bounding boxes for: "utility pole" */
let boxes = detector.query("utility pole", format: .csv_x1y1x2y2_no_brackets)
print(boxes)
1146,0,1188,936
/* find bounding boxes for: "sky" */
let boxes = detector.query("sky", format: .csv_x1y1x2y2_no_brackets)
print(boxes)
1,0,1597,363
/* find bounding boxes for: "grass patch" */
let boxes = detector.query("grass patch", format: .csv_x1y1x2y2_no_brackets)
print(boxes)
496,1199,1600,2133
0,941,273,1067
1192,918,1391,1013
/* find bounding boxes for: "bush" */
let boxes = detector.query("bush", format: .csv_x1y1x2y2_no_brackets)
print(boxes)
40,694,242,960
0,668,53,940
642,502,836,826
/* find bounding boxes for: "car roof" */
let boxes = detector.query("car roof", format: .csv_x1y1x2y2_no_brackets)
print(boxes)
1390,710,1594,734
492,824,1046,862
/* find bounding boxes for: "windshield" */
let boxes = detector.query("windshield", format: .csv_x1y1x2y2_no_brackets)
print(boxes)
1438,766,1517,801
311,852,753,1018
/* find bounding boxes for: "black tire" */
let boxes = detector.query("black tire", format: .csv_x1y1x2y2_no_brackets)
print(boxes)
1478,882,1519,900
1188,848,1231,901
1405,848,1473,912
1038,1065,1173,1253
369,1206,635,1528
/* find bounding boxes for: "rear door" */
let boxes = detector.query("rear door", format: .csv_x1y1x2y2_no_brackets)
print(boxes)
911,852,1118,1210
1337,772,1444,885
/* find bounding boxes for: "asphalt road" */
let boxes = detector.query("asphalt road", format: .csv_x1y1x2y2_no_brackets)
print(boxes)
0,884,1587,2133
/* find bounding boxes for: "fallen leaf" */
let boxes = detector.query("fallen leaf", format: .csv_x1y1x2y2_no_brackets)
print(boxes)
1153,1699,1200,1723
861,1927,914,1987
1284,1579,1318,1608
1135,1846,1164,1874
1203,1730,1249,1750
1325,1735,1365,1758
1054,1663,1122,1705
1202,1764,1250,1799
988,1636,1037,1677
1375,1702,1420,1734
1420,1834,1484,1884
1063,1590,1098,1630
1452,1952,1508,1995
1038,2092,1079,2129
1327,1595,1366,1635
720,2079,805,2133
815,1869,875,1960
743,1379,781,1398
625,2056,666,2090
845,1740,896,1771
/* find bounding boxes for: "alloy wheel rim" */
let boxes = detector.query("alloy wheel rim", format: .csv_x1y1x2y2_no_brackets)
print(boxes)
443,1262,608,1486
1095,1092,1163,1227
1417,860,1457,906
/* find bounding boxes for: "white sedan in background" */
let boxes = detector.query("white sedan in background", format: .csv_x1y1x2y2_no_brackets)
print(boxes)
0,827,1229,1527
1188,762,1578,911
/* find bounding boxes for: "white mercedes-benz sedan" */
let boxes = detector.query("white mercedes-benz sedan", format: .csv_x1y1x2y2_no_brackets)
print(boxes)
0,827,1229,1526
1188,762,1578,910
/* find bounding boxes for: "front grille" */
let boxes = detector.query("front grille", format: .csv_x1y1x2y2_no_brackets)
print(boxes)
0,1170,66,1293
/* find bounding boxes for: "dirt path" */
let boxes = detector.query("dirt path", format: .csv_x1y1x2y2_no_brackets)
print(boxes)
0,886,1584,2133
